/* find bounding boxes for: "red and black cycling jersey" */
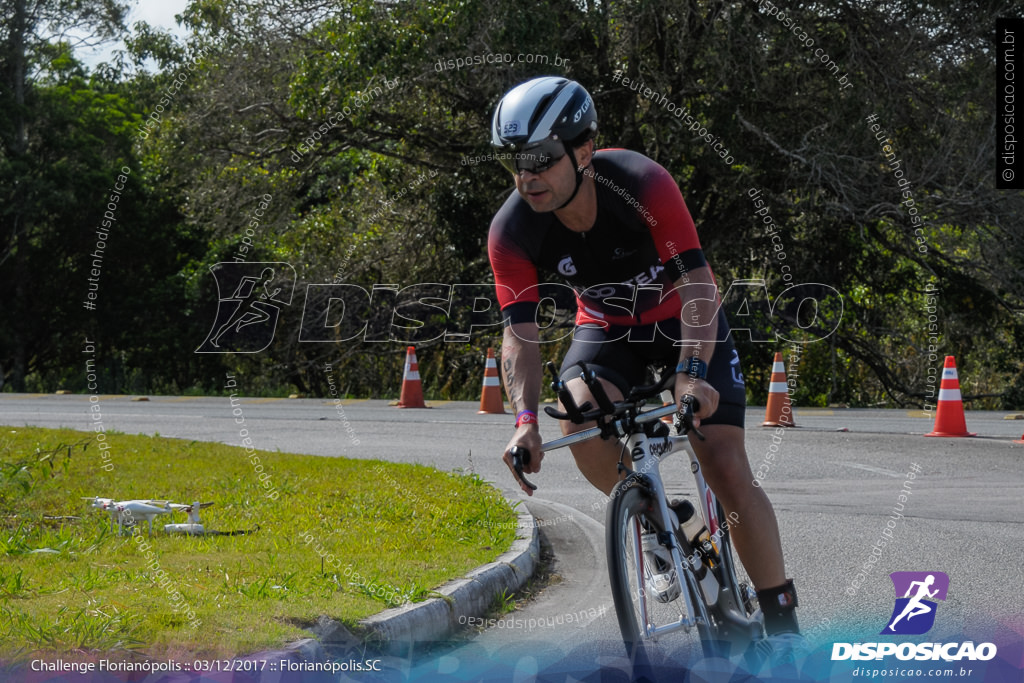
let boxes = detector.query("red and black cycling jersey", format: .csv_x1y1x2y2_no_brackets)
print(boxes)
488,148,708,327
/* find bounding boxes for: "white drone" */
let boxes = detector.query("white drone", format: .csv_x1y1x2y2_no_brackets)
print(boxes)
163,501,214,535
83,497,213,536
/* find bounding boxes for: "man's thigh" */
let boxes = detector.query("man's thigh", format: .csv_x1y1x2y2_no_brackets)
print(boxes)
558,323,668,394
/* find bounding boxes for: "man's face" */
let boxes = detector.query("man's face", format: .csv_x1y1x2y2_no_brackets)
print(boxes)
513,141,592,212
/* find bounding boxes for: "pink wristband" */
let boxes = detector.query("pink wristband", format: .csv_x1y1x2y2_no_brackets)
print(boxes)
515,410,538,428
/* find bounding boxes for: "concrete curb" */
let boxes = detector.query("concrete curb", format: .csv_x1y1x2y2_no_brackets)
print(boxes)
244,501,539,664
359,505,540,655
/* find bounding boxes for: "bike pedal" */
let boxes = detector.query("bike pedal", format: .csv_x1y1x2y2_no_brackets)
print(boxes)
740,582,757,614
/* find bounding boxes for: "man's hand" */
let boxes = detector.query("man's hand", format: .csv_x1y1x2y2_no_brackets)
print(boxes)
502,425,544,496
675,375,719,428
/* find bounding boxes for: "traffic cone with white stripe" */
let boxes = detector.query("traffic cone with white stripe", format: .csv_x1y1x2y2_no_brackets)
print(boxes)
478,348,506,414
925,356,975,437
762,351,796,427
396,346,427,408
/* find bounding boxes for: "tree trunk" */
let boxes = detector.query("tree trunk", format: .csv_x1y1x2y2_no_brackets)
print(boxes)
10,0,27,155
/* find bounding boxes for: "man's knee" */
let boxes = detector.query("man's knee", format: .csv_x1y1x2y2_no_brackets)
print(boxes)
558,376,623,436
695,427,755,489
708,458,757,495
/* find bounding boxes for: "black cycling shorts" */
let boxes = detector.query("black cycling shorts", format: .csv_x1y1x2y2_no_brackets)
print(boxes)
558,308,747,428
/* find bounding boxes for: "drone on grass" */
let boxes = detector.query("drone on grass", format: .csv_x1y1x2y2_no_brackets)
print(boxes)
82,497,213,536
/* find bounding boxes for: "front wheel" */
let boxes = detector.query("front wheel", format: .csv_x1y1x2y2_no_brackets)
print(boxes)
605,479,717,661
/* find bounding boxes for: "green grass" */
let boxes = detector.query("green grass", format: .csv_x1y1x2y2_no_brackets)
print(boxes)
0,426,517,662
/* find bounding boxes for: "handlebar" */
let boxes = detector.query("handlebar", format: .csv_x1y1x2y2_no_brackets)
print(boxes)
509,445,537,492
543,399,704,451
542,361,681,424
508,374,705,492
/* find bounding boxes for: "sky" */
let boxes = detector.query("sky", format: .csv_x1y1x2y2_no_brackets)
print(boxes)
76,0,192,68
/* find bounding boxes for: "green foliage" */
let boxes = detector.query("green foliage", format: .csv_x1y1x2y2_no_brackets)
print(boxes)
0,426,516,659
0,0,1021,407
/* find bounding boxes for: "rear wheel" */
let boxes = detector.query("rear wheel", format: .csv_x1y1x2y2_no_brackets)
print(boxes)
605,479,717,661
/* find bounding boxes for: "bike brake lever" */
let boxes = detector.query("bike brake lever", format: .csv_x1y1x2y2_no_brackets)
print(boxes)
509,446,538,491
676,397,707,441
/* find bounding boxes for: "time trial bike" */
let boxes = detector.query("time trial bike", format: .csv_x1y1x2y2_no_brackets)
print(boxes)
509,361,765,662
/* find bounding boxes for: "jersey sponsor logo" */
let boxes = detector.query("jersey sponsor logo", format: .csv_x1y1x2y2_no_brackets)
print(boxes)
581,264,667,301
557,255,577,276
625,263,664,287
579,265,666,302
612,247,638,260
730,349,745,386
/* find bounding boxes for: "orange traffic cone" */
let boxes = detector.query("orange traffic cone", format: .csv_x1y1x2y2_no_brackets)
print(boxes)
925,356,975,437
762,352,796,427
1014,434,1024,445
660,390,676,425
478,348,506,414
396,346,427,409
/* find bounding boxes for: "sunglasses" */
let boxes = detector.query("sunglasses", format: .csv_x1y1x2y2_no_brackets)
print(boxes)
497,137,567,175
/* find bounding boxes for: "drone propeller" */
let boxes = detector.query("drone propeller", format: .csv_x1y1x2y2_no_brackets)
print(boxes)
167,501,214,511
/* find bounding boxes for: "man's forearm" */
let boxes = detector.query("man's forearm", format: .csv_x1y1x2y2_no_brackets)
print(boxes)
501,323,542,415
675,266,720,366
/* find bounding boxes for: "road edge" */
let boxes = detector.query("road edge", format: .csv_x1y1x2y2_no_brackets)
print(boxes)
248,500,538,664
359,503,539,654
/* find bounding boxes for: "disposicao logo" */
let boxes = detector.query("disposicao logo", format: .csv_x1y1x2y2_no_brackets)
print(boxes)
196,263,296,353
882,571,948,635
831,571,997,662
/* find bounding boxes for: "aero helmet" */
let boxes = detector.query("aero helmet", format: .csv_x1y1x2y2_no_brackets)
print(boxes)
491,78,597,205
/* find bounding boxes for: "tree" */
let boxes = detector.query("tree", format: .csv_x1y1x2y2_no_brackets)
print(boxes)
9,0,1017,406
0,0,129,389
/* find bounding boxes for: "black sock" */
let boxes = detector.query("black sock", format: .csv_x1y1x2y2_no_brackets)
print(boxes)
757,579,800,635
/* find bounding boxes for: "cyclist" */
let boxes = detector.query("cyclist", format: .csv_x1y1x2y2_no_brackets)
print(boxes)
487,76,806,664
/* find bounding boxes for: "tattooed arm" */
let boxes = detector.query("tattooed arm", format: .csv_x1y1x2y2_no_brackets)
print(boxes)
500,321,543,496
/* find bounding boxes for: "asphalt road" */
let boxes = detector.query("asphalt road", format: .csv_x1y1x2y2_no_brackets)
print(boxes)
2,394,1023,681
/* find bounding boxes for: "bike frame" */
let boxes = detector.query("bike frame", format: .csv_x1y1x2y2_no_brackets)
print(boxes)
540,402,758,644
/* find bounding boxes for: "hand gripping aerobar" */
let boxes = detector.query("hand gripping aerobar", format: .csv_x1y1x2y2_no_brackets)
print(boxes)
509,361,704,491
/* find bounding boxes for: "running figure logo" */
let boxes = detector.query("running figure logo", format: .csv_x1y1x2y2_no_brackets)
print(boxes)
196,262,296,353
881,571,950,635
